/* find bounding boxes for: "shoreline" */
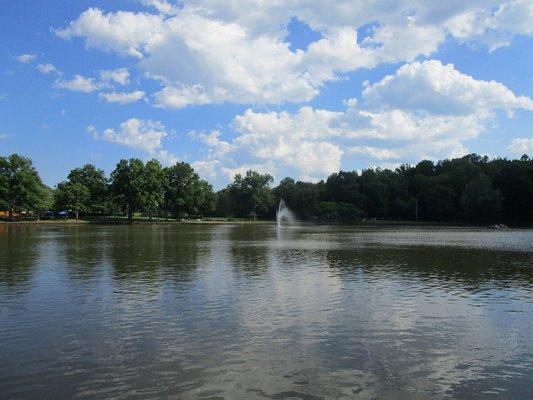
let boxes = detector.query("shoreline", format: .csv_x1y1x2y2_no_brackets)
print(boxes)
0,219,528,228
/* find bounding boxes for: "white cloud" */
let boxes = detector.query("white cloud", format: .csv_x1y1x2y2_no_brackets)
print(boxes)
189,60,532,184
89,118,177,164
363,60,533,115
54,75,101,93
51,68,133,95
347,146,400,160
446,0,533,51
190,130,233,155
99,90,145,104
102,119,165,153
37,63,61,75
141,0,178,15
16,54,36,63
99,68,130,85
506,138,533,155
55,7,164,58
55,1,533,107
0,133,9,139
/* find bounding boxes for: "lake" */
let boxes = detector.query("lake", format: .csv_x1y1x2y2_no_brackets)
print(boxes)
1,223,532,399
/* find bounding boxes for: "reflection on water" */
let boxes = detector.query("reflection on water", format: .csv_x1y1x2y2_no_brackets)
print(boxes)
1,224,532,399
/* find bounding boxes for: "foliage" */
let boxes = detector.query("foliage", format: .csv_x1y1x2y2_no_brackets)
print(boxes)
110,159,146,220
2,152,532,224
54,181,90,219
0,154,48,218
272,153,532,223
143,159,165,219
225,170,274,217
163,162,215,218
461,175,503,222
67,164,108,214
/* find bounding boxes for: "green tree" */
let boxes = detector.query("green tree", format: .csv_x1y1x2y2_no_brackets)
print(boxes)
419,183,456,221
359,169,389,218
164,162,215,218
54,181,90,219
110,159,146,221
461,175,503,222
0,154,47,219
66,164,108,214
226,170,274,218
143,159,165,220
273,178,322,219
325,171,364,207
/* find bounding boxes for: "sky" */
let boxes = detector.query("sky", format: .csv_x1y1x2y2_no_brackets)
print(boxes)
0,0,532,189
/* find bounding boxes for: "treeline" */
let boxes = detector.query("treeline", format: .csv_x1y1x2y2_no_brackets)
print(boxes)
1,153,532,224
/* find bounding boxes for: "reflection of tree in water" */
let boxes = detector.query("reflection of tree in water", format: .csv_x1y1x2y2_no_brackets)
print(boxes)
55,225,109,282
322,246,533,291
303,245,533,399
228,225,271,277
0,225,40,290
108,225,206,285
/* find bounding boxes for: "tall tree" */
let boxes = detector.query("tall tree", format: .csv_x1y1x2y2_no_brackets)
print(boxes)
143,159,165,220
54,181,90,219
163,162,214,218
226,170,274,218
0,154,47,219
325,171,364,207
66,164,108,214
461,175,503,222
110,159,146,221
274,178,323,219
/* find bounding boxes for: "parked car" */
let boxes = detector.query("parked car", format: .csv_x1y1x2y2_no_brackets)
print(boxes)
40,210,54,220
58,210,69,219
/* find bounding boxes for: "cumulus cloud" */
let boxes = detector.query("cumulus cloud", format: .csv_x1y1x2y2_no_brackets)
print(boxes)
54,75,101,93
446,0,533,51
99,90,145,104
346,146,400,160
99,68,130,85
54,69,134,95
55,8,164,58
16,54,36,63
141,0,178,15
37,63,61,75
188,60,532,184
89,118,177,164
506,138,533,156
363,60,533,115
55,1,533,107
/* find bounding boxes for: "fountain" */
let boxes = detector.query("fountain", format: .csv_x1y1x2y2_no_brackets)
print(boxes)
276,199,295,228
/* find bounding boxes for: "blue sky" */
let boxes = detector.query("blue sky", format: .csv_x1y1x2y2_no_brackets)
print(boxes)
1,0,532,188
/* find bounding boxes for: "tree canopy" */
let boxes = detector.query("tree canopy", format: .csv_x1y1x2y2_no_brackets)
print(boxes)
1,152,532,224
0,154,50,218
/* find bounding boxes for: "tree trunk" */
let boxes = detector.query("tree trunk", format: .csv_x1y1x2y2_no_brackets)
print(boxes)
75,211,79,220
127,207,133,221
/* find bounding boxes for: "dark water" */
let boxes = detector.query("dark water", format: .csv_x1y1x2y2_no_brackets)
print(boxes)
1,224,532,400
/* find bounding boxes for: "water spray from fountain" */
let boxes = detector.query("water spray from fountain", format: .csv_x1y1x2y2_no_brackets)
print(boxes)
277,199,295,228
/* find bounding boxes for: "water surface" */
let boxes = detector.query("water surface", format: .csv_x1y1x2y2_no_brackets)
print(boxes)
1,224,532,399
